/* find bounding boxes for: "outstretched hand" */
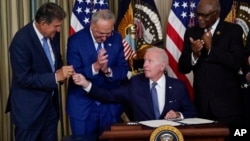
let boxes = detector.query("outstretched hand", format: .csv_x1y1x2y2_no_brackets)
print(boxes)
72,73,89,88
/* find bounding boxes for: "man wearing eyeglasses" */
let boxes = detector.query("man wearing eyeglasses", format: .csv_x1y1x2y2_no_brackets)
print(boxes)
66,9,129,139
178,0,246,140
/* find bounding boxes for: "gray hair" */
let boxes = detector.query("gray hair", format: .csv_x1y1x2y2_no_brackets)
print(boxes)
146,46,169,67
91,9,116,24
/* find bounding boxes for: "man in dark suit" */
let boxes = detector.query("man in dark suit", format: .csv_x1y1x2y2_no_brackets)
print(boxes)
178,0,245,140
5,2,74,141
72,47,197,121
66,9,129,138
242,32,250,126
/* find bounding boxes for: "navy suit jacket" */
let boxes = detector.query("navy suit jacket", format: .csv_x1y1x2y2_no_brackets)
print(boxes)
6,22,62,129
66,27,128,120
178,20,244,118
88,73,197,121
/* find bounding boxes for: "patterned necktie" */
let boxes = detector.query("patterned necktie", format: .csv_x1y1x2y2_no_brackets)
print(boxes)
97,43,102,54
151,82,160,119
42,37,54,72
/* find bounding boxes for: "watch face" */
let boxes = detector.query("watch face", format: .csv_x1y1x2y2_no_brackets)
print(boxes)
150,125,184,141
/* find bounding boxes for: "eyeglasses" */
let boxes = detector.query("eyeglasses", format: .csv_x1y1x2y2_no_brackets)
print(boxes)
95,30,113,38
195,11,217,19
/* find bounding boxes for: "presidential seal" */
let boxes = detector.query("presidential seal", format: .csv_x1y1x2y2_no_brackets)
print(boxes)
150,125,184,141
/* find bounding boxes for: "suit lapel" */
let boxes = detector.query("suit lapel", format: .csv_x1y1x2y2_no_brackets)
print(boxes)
161,75,173,117
79,30,98,62
103,41,112,51
103,40,112,56
212,21,223,45
30,25,53,70
142,77,156,119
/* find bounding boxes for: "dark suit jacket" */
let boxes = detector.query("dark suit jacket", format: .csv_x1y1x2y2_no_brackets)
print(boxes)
178,20,244,119
243,32,250,78
6,22,62,129
66,27,128,121
88,73,197,121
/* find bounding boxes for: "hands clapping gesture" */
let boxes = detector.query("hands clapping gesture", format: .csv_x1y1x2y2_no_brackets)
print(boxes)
189,30,212,59
93,48,109,73
201,30,212,51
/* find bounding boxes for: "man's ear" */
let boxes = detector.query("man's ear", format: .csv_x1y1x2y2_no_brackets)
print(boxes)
160,63,166,71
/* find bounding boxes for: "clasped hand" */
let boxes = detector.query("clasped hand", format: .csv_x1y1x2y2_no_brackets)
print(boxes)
72,73,89,88
189,30,212,58
56,65,75,82
201,30,212,51
93,48,109,73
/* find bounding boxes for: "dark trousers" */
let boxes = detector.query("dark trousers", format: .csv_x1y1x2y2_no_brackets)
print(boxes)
15,103,58,141
69,104,120,141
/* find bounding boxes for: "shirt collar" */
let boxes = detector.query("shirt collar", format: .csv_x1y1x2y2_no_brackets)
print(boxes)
150,74,166,88
33,21,44,41
90,28,99,46
205,18,220,35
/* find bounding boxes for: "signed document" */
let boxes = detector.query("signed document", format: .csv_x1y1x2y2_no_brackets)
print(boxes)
138,118,215,128
177,118,215,125
139,120,181,127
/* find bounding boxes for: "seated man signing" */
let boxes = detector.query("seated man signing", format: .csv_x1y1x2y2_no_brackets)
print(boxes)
72,46,197,121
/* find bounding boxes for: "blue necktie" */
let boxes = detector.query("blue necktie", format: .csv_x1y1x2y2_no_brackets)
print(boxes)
151,82,160,119
94,43,102,105
42,37,54,72
97,43,102,54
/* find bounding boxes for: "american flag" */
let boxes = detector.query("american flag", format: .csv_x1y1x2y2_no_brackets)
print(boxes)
69,0,134,61
166,0,199,100
69,0,109,36
123,39,137,60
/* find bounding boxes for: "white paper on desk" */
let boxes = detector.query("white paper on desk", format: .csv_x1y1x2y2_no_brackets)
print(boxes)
178,118,215,124
138,120,181,128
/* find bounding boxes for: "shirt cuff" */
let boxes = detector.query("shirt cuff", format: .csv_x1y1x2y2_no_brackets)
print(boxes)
92,64,99,75
83,82,92,93
207,49,211,55
191,52,199,65
178,112,184,119
105,67,113,77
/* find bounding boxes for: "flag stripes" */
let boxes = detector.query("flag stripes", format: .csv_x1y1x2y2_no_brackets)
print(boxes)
123,39,136,60
166,0,199,100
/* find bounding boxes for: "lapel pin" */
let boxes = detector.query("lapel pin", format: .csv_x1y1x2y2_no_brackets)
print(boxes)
216,31,220,35
108,43,112,46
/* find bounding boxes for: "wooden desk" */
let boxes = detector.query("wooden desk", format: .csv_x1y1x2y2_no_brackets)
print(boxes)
99,123,229,141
